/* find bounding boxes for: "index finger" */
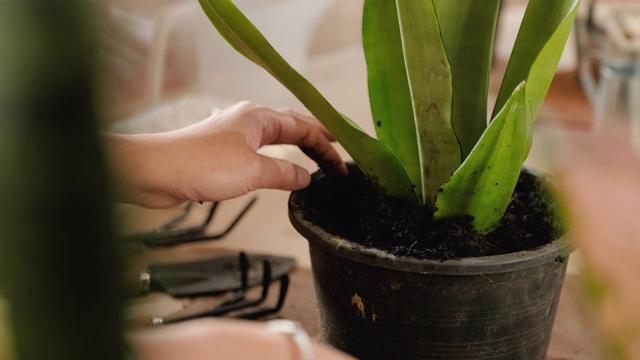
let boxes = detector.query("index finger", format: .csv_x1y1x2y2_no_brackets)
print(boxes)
278,108,337,142
260,109,347,175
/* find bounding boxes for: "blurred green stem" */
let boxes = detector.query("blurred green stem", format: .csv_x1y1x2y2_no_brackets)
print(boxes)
0,2,125,359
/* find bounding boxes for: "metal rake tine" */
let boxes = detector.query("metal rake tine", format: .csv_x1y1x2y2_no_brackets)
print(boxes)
237,274,290,320
219,252,250,306
202,196,257,240
199,200,220,228
143,197,256,246
154,260,272,326
154,202,195,233
117,202,199,244
154,201,219,236
227,259,272,310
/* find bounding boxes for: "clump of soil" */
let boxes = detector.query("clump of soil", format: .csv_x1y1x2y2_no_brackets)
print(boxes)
299,165,563,260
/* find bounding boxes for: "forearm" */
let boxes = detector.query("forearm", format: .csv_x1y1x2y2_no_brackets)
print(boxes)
102,102,345,209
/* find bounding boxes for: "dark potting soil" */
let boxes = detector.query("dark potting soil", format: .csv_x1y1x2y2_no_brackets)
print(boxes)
299,166,564,260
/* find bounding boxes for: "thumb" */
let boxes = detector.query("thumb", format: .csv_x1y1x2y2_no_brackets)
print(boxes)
254,155,311,191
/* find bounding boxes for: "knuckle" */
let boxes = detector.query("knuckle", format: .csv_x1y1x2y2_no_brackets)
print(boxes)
304,127,322,146
235,101,259,114
236,100,254,108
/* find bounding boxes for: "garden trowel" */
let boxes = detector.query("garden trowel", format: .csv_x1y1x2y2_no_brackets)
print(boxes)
130,253,295,297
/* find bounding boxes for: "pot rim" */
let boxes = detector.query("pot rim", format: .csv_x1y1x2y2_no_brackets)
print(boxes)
288,190,572,275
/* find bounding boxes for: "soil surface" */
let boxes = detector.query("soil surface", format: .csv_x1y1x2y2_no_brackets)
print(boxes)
298,165,563,260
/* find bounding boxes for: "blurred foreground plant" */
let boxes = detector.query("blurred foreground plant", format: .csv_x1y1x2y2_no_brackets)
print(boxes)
0,1,125,359
553,130,640,360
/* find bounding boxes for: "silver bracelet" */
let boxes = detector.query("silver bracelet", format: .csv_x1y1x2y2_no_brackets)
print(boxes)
265,319,314,360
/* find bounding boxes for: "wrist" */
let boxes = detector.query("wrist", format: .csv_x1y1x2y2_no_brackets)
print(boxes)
103,132,178,208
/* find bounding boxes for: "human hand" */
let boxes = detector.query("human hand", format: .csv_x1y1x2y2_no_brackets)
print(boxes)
129,318,355,360
106,101,347,208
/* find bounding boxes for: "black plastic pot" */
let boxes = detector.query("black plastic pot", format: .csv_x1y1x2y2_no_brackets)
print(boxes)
288,170,571,360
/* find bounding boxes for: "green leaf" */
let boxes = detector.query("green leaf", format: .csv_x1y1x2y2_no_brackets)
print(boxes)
493,0,580,119
396,0,461,208
198,0,416,201
433,0,500,160
435,82,532,234
363,0,421,200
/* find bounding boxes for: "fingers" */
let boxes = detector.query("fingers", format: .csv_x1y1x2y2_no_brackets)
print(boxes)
278,107,337,142
253,156,311,191
259,107,335,145
260,108,347,175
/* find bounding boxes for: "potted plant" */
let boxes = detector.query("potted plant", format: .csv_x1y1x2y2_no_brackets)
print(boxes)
198,0,579,358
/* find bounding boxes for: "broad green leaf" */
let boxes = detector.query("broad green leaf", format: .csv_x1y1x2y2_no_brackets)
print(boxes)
435,82,532,234
396,0,461,208
433,0,499,160
493,0,580,119
363,0,421,200
198,0,416,201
